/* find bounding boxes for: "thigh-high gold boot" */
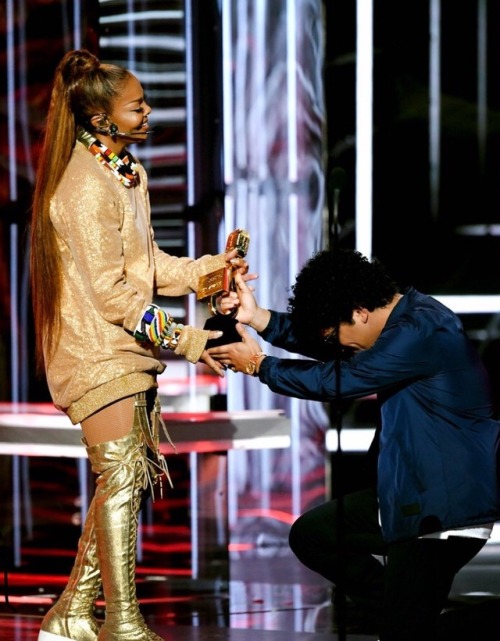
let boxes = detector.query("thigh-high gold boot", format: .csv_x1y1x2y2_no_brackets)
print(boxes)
87,420,164,641
37,500,101,641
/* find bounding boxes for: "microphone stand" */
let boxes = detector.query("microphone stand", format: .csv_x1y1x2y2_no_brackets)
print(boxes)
328,167,347,641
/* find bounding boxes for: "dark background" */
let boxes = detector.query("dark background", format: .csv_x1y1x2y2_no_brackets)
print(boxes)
1,0,500,405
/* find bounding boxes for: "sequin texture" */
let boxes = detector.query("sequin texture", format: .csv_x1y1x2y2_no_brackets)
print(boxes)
45,140,226,423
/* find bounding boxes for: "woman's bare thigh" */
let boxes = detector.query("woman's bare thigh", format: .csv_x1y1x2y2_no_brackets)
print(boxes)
81,395,136,446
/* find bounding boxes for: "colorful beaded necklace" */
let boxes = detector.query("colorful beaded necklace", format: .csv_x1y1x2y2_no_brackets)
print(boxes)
78,129,139,188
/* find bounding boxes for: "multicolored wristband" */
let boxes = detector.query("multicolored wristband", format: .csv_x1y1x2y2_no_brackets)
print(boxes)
134,304,185,350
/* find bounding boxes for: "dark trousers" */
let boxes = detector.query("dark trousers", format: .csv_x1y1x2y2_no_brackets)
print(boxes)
288,488,486,640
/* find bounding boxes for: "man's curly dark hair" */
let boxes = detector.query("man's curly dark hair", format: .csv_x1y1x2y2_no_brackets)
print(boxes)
287,248,399,343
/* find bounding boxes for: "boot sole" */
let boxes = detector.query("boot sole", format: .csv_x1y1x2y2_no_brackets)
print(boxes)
38,631,75,641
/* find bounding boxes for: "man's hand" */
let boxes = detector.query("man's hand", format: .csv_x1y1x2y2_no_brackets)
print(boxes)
219,272,271,333
216,267,259,318
207,323,263,374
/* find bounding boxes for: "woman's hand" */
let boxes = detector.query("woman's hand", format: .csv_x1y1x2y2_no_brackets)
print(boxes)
224,247,249,275
199,330,230,377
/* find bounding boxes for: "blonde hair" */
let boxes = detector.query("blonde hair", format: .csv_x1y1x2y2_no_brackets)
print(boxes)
30,49,131,373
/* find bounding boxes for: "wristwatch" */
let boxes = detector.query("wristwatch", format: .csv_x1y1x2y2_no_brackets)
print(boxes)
245,351,266,376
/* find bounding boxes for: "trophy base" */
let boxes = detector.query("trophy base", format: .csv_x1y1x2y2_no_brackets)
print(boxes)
204,315,242,348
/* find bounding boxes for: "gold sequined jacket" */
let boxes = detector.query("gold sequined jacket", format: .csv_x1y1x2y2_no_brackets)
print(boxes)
46,140,225,424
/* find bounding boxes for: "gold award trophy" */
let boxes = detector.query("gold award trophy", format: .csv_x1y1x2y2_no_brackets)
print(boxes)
198,229,250,347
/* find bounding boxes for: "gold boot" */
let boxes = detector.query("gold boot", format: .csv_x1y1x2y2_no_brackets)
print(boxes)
38,500,101,641
87,419,164,641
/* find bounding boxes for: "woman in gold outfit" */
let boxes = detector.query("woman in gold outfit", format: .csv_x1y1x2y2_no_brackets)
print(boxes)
30,49,245,641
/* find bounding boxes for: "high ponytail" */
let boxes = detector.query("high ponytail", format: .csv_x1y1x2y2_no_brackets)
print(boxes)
30,49,130,373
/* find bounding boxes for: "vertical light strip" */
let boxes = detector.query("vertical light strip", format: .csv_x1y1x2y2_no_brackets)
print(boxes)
16,0,33,410
10,222,21,566
286,0,301,516
254,0,271,513
255,0,267,182
184,0,197,387
477,0,488,175
429,0,441,221
6,0,17,200
183,3,199,577
286,0,298,183
221,0,236,240
126,0,135,69
189,451,199,579
222,0,239,532
7,0,19,400
185,0,195,205
17,0,34,186
355,0,373,258
7,0,19,404
232,0,249,181
74,0,82,48
222,0,235,189
187,239,198,571
180,4,198,408
186,219,197,407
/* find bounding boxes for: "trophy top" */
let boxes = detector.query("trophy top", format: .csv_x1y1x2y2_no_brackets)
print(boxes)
226,229,250,257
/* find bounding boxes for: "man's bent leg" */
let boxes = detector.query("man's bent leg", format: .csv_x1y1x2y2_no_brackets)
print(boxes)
381,536,486,641
288,487,387,613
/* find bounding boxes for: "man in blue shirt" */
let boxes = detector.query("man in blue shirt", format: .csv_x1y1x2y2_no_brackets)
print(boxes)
209,248,500,641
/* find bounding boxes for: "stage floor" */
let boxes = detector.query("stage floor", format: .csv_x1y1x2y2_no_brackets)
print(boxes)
1,457,500,640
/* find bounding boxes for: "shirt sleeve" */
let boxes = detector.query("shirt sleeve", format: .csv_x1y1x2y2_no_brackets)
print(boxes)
257,320,437,402
152,239,226,296
260,310,342,361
